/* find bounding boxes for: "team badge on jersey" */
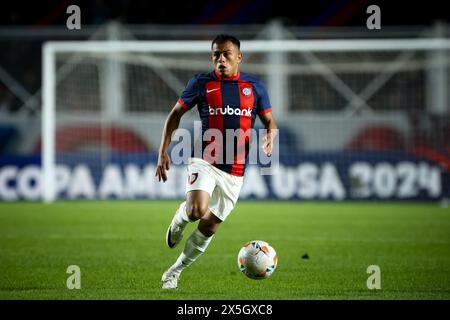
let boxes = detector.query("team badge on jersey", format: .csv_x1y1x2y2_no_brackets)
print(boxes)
242,87,252,96
188,172,199,185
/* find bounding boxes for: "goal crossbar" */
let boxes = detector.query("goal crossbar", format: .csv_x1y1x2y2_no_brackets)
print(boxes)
43,39,450,53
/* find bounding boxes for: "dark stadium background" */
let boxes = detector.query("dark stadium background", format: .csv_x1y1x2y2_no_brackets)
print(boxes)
1,0,448,26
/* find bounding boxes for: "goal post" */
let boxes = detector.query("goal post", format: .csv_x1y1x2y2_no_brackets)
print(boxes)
42,43,56,203
42,39,450,202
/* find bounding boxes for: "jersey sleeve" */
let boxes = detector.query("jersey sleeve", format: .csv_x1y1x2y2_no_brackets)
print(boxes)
177,76,199,110
254,80,272,115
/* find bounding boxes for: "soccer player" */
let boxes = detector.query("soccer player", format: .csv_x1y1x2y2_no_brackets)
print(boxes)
156,34,278,289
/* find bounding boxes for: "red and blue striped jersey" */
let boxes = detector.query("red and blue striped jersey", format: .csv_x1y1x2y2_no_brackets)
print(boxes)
177,70,272,177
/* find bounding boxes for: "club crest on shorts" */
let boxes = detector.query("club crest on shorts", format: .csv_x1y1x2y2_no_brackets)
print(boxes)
188,172,198,185
242,87,252,96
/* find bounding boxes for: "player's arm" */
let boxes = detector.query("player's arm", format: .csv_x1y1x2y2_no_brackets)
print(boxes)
258,111,278,157
155,102,189,182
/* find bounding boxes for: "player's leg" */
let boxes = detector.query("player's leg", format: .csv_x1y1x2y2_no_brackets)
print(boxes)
162,191,220,289
170,208,221,269
174,211,221,266
170,168,245,275
165,160,215,249
167,189,217,266
162,158,217,289
197,210,222,237
168,185,237,276
185,189,211,221
165,190,213,249
162,159,243,289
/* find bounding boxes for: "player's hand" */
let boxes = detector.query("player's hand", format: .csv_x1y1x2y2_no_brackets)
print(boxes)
262,131,274,157
155,151,170,182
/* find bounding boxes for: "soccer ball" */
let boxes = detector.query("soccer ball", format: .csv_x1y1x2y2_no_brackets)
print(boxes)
237,240,278,280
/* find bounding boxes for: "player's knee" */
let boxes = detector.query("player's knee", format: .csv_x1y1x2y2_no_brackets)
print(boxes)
186,202,209,220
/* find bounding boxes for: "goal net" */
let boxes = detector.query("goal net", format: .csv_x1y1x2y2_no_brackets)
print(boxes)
42,39,450,202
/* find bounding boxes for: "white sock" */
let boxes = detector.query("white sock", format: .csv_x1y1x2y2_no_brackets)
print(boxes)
171,229,214,273
173,201,190,227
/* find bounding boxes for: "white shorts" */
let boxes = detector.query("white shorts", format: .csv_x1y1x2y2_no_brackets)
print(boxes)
185,157,244,221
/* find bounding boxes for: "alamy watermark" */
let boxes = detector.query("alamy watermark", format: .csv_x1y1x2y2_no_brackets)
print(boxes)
366,5,381,30
66,265,81,289
170,121,279,175
366,265,381,289
66,5,81,30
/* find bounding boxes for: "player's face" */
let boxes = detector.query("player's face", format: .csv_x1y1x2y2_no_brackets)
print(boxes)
211,41,242,78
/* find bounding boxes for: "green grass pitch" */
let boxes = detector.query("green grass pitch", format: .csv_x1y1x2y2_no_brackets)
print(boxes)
0,201,449,299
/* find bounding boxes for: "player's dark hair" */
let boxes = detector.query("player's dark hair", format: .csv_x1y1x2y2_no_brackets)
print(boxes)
211,34,240,50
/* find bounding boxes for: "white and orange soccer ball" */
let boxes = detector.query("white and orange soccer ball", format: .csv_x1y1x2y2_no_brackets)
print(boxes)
237,240,278,280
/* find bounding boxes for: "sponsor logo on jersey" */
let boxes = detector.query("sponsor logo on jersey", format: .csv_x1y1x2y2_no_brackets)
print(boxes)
209,105,253,117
